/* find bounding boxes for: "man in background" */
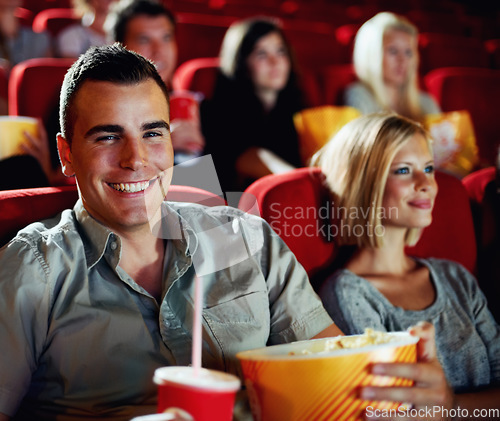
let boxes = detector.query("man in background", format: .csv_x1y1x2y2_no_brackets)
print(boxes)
106,0,205,162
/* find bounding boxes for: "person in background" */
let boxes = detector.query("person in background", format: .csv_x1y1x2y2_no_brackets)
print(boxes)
312,112,500,416
201,17,305,192
0,43,340,420
0,0,55,188
344,12,440,121
0,0,51,67
106,0,204,162
56,0,116,58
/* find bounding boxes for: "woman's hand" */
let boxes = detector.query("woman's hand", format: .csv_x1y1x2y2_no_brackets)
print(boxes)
21,119,52,179
362,322,455,420
170,119,205,155
21,119,70,186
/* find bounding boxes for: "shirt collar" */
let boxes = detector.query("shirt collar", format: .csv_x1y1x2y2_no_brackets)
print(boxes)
74,200,198,270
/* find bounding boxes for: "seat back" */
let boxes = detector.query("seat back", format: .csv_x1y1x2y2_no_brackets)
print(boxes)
485,39,500,69
240,168,336,277
241,167,477,280
32,8,79,37
175,13,234,66
8,57,75,120
418,33,490,74
424,67,500,168
172,57,220,100
0,64,7,108
282,23,342,71
462,167,496,204
0,185,226,247
461,167,499,299
319,64,357,105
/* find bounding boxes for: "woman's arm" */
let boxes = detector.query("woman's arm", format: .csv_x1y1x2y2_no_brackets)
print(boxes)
312,323,343,339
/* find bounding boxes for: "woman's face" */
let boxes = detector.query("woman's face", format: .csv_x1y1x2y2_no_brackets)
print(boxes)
382,29,417,88
246,31,291,95
382,133,437,231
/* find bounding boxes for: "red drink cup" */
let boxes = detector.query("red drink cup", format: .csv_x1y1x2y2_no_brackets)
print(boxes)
169,91,201,122
154,366,241,421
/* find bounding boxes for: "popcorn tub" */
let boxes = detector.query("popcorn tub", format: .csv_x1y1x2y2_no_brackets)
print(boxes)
236,331,418,421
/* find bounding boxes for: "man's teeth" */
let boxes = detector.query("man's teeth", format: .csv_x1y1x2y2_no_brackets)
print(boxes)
110,181,150,193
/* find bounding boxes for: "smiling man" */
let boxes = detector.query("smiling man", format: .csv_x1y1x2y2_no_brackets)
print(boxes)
0,44,339,420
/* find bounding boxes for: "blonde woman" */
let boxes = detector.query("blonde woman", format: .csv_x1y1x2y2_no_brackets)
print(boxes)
345,12,440,121
312,113,500,416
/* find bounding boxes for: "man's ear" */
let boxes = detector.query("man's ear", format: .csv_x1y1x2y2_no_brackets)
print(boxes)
57,134,75,177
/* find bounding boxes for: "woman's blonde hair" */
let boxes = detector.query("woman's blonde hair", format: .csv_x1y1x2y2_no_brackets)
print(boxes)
353,12,422,120
311,113,432,248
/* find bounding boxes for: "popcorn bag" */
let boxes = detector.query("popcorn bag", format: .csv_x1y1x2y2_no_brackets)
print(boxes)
293,105,361,165
424,110,479,178
237,332,417,421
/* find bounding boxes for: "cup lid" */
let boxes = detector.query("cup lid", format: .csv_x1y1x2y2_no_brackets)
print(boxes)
153,366,241,392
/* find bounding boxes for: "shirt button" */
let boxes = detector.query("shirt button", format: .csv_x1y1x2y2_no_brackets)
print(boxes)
110,242,117,250
163,320,170,328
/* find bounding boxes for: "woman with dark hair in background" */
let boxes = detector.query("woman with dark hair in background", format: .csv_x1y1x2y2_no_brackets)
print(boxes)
201,17,305,192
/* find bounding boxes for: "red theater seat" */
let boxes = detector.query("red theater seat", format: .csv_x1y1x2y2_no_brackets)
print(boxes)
424,67,500,167
462,167,496,204
172,57,220,100
462,167,499,320
282,23,342,70
418,33,490,75
319,64,357,105
241,167,477,283
8,57,75,120
0,185,226,247
175,13,235,66
32,8,79,37
0,65,7,108
485,39,500,69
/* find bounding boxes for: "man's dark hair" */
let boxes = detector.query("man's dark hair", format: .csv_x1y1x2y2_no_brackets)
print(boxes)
107,0,176,44
59,43,169,144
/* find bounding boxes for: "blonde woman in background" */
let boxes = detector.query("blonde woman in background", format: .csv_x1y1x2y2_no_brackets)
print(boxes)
56,0,116,58
344,12,440,121
312,113,500,416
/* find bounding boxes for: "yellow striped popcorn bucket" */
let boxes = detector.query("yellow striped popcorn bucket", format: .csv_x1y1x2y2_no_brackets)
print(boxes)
236,332,417,421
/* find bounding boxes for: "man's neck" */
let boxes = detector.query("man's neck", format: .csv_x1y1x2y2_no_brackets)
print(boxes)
119,232,166,302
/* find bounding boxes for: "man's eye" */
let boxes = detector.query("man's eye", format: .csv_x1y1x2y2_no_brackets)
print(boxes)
424,165,435,173
96,135,117,142
144,131,163,138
